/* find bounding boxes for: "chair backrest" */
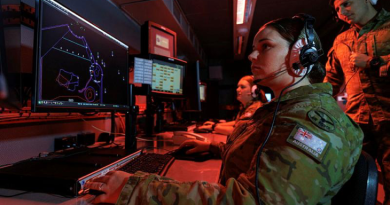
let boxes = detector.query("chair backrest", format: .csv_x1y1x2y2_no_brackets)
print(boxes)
331,150,378,205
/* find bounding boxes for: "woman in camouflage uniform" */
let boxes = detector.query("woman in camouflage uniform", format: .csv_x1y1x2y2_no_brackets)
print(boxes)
199,75,263,136
84,15,363,205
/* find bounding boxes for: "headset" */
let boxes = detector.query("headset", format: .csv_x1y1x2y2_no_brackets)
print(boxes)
251,84,258,98
289,14,320,77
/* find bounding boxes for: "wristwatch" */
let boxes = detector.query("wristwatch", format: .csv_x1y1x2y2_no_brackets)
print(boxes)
369,56,381,69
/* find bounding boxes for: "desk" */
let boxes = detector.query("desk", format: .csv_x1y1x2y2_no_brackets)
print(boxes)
0,132,227,205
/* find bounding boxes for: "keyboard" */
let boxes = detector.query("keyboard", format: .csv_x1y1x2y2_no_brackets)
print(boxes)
119,153,175,176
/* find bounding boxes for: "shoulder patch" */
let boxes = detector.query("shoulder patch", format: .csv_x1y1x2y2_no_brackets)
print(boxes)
307,109,336,132
287,124,330,163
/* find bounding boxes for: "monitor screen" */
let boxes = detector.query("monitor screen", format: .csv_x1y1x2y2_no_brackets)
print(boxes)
150,55,185,96
142,21,177,58
199,83,206,102
33,0,129,112
133,57,152,85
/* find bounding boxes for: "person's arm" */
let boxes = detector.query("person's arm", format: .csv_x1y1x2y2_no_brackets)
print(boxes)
213,124,235,136
215,120,235,127
323,46,345,97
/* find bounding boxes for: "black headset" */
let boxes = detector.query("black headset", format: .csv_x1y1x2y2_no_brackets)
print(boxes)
291,14,321,72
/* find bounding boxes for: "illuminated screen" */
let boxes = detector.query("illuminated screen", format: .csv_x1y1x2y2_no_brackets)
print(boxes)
150,25,175,58
151,58,184,95
199,83,206,102
33,0,129,111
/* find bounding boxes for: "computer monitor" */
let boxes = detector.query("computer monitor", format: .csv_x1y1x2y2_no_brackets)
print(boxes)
0,3,7,102
150,54,186,97
199,82,207,102
142,21,177,58
32,0,129,112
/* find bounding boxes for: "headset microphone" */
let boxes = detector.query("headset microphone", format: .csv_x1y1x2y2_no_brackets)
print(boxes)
253,68,288,84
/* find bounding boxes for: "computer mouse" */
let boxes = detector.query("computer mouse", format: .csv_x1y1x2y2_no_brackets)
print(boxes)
79,188,105,196
168,146,213,162
193,127,211,133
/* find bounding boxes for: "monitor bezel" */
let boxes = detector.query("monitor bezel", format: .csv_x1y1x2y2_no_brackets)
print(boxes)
32,0,130,113
142,21,177,58
149,54,186,99
199,82,207,102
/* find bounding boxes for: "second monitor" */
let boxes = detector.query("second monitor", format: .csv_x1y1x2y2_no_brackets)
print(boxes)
150,54,186,97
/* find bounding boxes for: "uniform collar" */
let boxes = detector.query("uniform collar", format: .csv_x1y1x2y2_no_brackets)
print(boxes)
278,83,333,102
353,9,390,36
242,99,258,109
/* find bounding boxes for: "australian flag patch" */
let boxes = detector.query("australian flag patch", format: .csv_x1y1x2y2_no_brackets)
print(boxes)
287,124,329,163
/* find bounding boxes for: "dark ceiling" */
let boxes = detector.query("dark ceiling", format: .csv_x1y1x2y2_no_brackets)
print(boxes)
177,0,233,61
177,0,390,63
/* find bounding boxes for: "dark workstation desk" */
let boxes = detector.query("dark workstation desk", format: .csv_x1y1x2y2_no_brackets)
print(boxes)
0,132,227,205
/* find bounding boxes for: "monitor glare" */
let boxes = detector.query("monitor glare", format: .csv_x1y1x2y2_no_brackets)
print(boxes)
33,0,129,112
143,21,177,58
265,93,272,102
133,57,152,85
150,55,185,96
199,83,206,102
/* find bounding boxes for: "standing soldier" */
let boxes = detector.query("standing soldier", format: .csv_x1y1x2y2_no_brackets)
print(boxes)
325,0,390,203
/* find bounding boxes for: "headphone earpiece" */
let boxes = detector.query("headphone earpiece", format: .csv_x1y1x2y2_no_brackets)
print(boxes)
251,84,258,98
289,14,319,77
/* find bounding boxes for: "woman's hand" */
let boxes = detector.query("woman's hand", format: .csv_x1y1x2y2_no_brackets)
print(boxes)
198,121,215,130
179,140,211,154
84,171,132,204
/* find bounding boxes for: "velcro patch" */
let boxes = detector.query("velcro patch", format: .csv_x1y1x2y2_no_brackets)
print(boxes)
307,109,336,132
287,124,329,163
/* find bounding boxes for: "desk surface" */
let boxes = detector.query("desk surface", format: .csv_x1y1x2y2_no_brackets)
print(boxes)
0,132,226,205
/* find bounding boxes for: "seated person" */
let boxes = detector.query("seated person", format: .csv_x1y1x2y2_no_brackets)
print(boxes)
199,75,263,135
84,14,363,204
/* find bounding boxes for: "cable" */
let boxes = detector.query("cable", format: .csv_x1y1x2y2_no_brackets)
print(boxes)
333,70,359,98
81,118,125,135
255,71,309,205
331,42,359,98
0,191,30,197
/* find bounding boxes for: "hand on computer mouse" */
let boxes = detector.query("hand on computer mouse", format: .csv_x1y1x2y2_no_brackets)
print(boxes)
83,171,131,204
179,140,210,154
198,124,212,131
203,121,215,126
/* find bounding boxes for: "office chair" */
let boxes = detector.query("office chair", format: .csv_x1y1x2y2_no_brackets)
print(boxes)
332,150,378,205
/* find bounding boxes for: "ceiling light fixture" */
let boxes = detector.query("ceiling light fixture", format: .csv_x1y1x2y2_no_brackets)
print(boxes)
236,0,246,24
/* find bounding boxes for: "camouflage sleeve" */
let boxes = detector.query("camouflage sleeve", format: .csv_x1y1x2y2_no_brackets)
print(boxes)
116,171,257,205
209,141,226,158
324,46,344,96
237,101,262,121
209,102,262,158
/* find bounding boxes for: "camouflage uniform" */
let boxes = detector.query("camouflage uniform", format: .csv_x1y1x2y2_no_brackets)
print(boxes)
116,83,363,205
235,100,262,123
325,8,390,203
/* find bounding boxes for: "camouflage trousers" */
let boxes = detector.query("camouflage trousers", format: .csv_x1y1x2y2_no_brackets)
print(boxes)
360,119,390,205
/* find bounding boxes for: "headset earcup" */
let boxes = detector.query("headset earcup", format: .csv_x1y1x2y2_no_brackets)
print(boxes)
289,38,307,77
251,85,258,98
